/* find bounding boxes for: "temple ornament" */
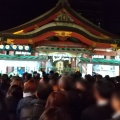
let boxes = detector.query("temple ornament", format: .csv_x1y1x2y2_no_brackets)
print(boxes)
6,39,14,44
55,31,72,41
55,9,73,22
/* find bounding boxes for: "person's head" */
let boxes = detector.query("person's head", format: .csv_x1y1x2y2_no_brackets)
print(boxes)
94,80,114,101
34,73,41,84
8,85,23,99
49,70,54,75
24,79,37,93
116,76,120,83
49,76,59,86
1,74,9,84
41,74,49,83
22,72,28,80
45,91,68,110
54,73,59,78
96,75,103,81
49,70,54,78
36,83,53,100
10,77,23,88
111,84,120,112
33,71,37,77
59,74,74,91
42,71,46,76
75,79,88,92
105,75,110,80
85,75,95,84
25,73,32,82
39,107,71,120
74,71,82,79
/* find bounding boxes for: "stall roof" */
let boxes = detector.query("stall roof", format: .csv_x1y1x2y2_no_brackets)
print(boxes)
80,58,120,65
0,55,47,61
0,54,120,65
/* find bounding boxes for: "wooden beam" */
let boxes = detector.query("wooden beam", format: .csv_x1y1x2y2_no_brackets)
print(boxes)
34,41,89,48
94,51,116,56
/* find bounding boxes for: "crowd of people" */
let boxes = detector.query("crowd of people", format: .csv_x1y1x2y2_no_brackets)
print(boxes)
0,71,120,120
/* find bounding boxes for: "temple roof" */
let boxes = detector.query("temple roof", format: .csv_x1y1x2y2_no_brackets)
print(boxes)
0,0,120,49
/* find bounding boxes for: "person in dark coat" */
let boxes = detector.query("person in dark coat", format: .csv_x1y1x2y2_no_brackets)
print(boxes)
5,85,23,120
81,80,114,120
108,84,120,120
58,74,82,120
0,74,10,97
17,80,37,118
0,88,9,120
20,83,53,120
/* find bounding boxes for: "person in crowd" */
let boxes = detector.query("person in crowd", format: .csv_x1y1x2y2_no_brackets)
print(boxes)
33,71,38,79
24,73,32,83
33,73,41,85
105,75,110,80
39,107,71,120
0,74,10,97
59,74,82,120
34,73,41,80
96,74,103,81
116,76,120,83
17,79,37,118
10,76,18,82
10,76,23,88
0,88,9,120
5,85,23,120
110,84,120,120
74,71,82,80
22,72,28,82
81,79,114,120
45,91,68,110
49,75,59,92
40,74,50,84
59,74,74,91
20,83,53,120
49,70,54,78
42,71,46,77
75,78,95,110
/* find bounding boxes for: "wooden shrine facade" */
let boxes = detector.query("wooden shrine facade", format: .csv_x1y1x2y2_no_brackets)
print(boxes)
0,0,120,56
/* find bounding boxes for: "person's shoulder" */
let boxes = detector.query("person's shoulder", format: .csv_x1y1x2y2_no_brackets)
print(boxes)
107,119,120,120
82,105,97,116
81,106,97,120
83,105,96,112
20,100,45,119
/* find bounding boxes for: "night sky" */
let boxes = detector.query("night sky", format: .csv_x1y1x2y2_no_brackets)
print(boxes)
0,0,120,36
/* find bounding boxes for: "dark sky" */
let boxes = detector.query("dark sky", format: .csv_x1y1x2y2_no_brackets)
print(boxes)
0,0,120,36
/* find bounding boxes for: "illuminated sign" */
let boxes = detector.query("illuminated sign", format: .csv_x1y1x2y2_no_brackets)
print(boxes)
0,45,31,51
15,51,31,55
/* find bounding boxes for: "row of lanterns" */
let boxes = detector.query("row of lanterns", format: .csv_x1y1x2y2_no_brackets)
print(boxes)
0,45,31,51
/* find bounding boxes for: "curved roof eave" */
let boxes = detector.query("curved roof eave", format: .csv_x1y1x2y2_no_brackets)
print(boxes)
0,0,119,39
1,22,119,44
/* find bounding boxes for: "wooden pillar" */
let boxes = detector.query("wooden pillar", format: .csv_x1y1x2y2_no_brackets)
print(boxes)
71,57,76,68
7,51,14,73
106,56,111,60
81,54,87,76
31,52,39,56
